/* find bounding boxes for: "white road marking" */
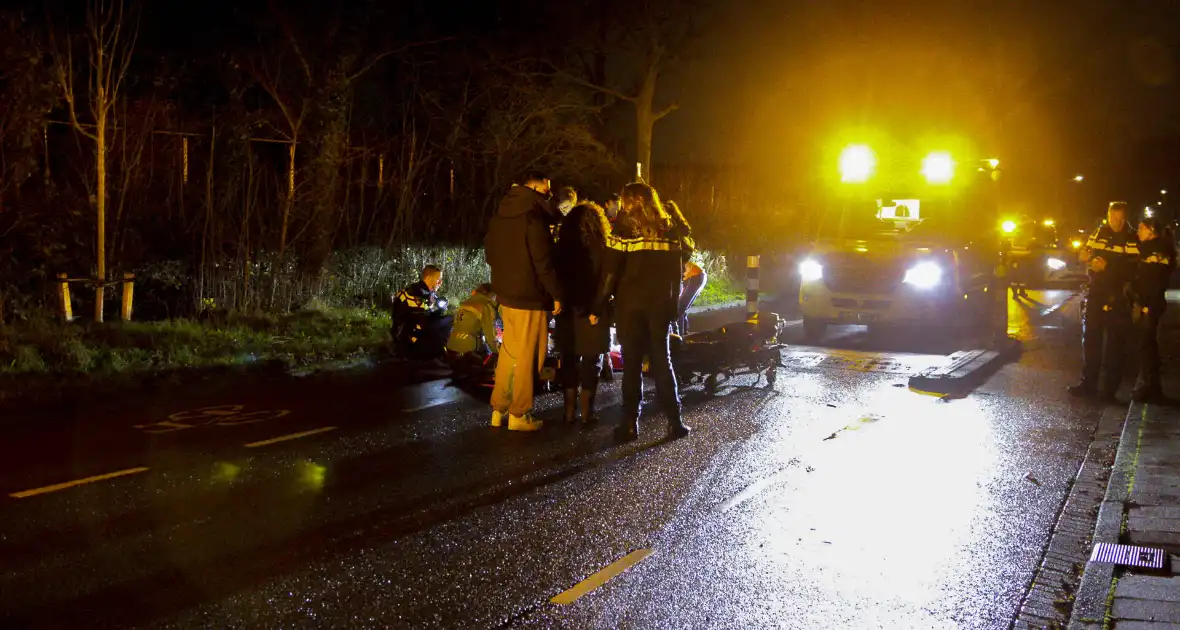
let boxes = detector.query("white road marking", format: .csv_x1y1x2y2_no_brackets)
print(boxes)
551,549,654,605
244,426,336,448
9,467,150,499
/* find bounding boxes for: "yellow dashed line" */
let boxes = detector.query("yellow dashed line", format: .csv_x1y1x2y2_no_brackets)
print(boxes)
551,549,653,605
9,467,150,499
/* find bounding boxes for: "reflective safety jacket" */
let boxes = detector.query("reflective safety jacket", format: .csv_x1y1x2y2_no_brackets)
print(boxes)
596,219,695,321
447,292,500,354
1134,237,1175,313
393,280,442,324
1083,224,1139,303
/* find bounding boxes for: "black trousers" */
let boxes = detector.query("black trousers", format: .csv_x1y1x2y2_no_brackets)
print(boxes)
560,353,603,391
1134,305,1165,396
394,314,453,359
617,307,680,421
1080,295,1131,394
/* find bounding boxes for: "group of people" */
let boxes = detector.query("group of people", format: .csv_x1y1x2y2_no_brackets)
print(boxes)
1070,201,1177,403
483,174,699,442
389,173,708,442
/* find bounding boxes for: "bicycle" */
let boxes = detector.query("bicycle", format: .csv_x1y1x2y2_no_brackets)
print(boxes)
133,404,290,434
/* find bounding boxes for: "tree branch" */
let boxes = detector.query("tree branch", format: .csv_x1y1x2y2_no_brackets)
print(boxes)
346,37,455,83
268,0,314,84
654,102,679,121
550,67,636,103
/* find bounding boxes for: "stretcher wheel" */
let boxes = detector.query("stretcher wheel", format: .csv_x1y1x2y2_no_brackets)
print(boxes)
704,374,719,396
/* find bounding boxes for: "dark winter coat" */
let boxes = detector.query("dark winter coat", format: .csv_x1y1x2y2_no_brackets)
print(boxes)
1134,237,1176,314
554,202,612,357
485,185,564,311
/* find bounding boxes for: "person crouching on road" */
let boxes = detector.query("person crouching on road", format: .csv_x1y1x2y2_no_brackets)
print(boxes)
594,182,692,443
1070,201,1139,401
485,172,564,432
554,201,612,424
392,265,452,360
1131,216,1177,402
446,283,501,360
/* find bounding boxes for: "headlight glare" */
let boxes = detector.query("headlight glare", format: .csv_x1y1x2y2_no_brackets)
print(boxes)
798,258,824,282
1046,258,1066,271
903,261,942,289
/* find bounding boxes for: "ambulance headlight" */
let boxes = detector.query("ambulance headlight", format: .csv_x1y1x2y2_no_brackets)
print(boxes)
1046,257,1067,271
903,261,942,289
798,258,824,282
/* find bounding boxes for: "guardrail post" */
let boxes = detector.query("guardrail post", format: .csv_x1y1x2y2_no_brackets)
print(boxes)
121,272,135,321
746,255,760,322
57,273,73,322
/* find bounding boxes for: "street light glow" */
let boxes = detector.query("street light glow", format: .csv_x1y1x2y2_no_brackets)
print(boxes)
1043,219,1055,227
1163,189,1168,195
1073,175,1084,182
985,158,1000,169
838,144,875,183
1001,220,1017,233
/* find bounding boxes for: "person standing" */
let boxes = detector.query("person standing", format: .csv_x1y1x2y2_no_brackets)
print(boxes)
1131,216,1176,402
594,182,692,442
1069,201,1139,401
553,201,612,424
485,173,564,431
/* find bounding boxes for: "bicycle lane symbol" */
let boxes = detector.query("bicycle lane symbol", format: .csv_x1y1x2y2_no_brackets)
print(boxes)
133,404,291,435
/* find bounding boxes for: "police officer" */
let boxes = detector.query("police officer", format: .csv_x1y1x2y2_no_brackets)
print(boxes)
1069,201,1139,400
392,265,452,360
593,182,692,442
1130,216,1176,402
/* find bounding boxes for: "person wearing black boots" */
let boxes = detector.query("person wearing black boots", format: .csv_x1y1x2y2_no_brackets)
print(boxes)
1131,216,1176,402
553,201,612,424
593,182,693,442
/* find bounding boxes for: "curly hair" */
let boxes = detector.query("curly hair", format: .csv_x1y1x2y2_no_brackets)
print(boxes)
618,182,673,238
558,201,609,249
664,199,692,236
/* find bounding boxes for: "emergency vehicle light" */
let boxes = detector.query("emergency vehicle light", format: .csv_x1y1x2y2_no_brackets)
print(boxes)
921,152,955,184
838,144,875,183
1001,220,1017,233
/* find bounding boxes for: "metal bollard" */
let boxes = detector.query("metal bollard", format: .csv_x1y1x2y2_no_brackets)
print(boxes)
57,273,73,322
746,255,760,322
121,272,135,322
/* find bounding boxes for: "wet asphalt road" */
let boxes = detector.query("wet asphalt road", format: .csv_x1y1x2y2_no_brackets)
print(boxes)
0,290,1110,629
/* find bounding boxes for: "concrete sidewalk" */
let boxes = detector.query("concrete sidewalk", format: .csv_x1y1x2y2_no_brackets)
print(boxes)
1070,306,1180,629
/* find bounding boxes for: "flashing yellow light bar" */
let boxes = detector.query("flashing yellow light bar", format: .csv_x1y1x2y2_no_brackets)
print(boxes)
921,152,956,184
839,144,875,183
1001,220,1017,233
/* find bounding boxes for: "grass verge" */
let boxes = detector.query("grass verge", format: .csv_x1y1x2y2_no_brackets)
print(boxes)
0,306,392,410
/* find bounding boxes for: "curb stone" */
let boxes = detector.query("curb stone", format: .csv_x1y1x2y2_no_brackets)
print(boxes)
1068,403,1143,629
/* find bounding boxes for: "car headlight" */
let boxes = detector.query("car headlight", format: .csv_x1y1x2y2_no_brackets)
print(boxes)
1046,258,1066,271
798,258,823,282
903,261,942,289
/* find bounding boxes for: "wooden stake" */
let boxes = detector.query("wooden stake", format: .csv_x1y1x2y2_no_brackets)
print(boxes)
121,272,135,321
182,137,189,184
57,273,73,322
377,154,385,190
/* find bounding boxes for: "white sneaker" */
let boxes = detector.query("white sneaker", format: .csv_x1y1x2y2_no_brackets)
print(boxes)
507,413,543,432
491,410,506,427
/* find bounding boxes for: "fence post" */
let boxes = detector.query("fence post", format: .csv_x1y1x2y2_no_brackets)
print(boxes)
746,255,760,322
57,273,73,322
121,272,135,322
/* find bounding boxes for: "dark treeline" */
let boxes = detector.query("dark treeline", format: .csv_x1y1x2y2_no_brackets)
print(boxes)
0,0,795,319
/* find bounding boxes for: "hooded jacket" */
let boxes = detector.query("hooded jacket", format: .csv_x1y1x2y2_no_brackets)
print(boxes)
485,184,564,311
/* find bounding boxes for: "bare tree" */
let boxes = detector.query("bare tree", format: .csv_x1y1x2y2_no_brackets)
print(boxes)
553,0,703,181
50,0,138,322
